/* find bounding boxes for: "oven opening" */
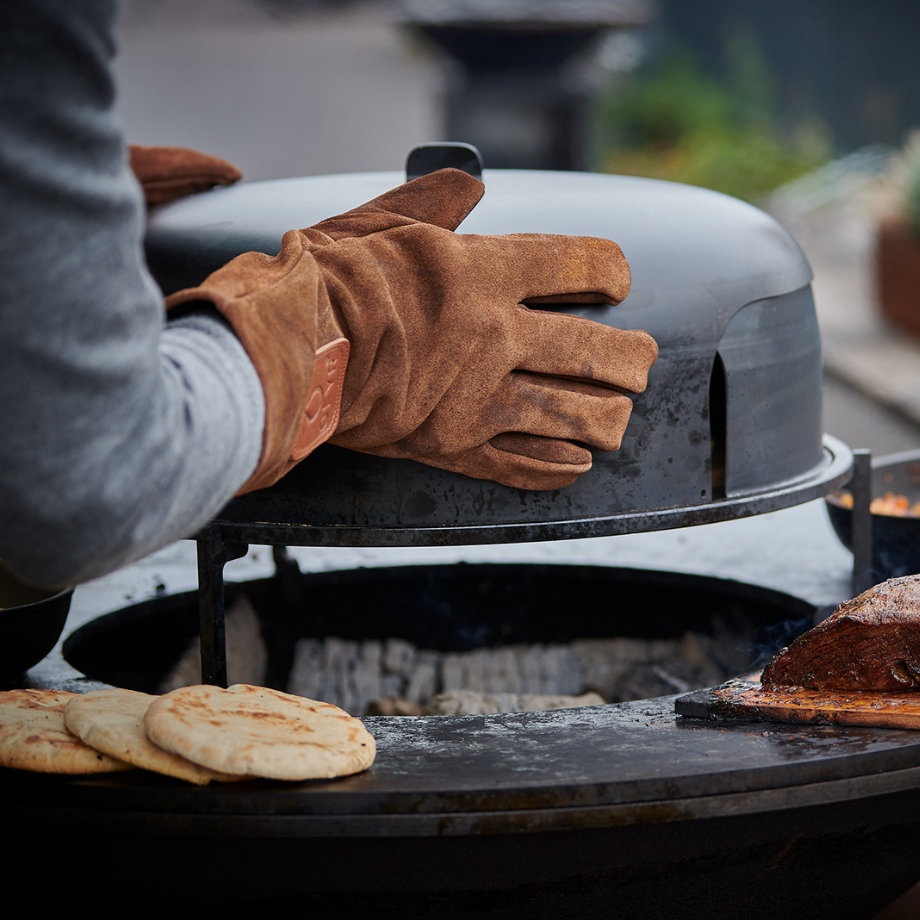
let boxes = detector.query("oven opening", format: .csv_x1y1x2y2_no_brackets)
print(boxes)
710,352,727,500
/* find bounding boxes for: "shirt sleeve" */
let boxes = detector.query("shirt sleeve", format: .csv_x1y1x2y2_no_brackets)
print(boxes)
0,0,265,586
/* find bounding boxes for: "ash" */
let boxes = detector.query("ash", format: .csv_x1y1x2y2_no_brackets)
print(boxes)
287,616,757,716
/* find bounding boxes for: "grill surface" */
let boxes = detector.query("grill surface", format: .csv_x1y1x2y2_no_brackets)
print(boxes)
12,562,913,915
7,694,920,916
2,494,905,915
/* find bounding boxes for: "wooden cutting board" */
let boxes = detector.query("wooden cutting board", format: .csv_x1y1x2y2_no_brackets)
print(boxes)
675,674,920,730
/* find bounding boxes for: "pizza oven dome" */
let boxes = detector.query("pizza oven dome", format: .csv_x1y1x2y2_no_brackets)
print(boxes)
144,150,842,544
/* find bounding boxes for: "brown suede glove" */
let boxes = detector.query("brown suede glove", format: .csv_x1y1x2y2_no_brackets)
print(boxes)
166,168,658,493
129,145,242,206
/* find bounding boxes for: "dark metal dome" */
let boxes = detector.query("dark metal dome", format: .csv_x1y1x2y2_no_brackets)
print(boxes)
144,158,846,546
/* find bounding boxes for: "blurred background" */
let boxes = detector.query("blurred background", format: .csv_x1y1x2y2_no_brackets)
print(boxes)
115,0,920,460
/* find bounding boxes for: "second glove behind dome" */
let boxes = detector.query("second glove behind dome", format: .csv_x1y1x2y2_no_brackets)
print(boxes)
129,145,242,206
166,168,658,493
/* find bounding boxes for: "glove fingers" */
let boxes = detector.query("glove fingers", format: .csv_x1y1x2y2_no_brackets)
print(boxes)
488,432,592,467
430,444,589,491
128,145,242,206
515,313,658,394
463,234,631,305
490,373,635,451
363,168,485,230
305,169,485,244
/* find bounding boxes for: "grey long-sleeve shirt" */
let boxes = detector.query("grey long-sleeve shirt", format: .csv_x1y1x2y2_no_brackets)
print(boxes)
0,0,265,585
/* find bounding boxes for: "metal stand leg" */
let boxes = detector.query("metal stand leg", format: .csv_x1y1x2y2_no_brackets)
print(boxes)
850,449,874,595
195,524,248,687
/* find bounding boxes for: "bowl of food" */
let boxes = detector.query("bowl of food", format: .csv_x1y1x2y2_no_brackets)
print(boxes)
0,566,73,685
826,449,920,580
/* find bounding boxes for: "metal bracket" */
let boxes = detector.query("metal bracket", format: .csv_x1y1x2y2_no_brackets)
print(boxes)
850,449,874,595
195,524,248,686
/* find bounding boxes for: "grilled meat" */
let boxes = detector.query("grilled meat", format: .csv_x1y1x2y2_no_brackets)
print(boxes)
761,575,920,691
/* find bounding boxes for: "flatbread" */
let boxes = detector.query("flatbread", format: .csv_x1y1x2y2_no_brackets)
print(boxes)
144,683,376,781
63,688,245,785
0,689,133,775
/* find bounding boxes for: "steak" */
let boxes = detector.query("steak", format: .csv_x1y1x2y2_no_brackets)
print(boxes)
761,575,920,691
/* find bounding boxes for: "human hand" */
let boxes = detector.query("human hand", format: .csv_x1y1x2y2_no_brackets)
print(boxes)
303,172,657,488
167,169,657,492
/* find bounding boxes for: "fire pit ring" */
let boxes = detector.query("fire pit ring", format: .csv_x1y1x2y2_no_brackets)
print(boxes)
6,563,917,916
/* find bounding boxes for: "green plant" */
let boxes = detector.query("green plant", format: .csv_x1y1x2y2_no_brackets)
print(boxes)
596,42,830,203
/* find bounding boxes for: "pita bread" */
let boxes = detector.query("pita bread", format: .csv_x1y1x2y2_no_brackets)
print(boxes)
63,688,245,785
144,683,376,781
0,689,133,775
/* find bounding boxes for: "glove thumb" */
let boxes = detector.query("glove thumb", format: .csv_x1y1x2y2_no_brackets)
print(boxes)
305,168,485,243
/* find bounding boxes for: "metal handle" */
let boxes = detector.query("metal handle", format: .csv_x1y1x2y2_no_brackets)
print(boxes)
406,143,483,181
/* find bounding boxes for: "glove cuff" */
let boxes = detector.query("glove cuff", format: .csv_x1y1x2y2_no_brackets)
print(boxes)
165,235,347,493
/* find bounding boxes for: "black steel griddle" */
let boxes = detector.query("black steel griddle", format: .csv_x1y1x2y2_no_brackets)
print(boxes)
1,563,906,916
7,693,920,916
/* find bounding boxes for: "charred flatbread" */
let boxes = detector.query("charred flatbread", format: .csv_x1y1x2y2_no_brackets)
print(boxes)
144,683,376,781
0,689,133,775
64,688,245,785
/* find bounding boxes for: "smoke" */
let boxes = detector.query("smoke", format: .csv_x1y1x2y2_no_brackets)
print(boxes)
749,611,826,669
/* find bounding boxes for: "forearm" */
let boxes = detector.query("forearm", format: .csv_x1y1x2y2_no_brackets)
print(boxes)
0,313,263,587
0,0,264,585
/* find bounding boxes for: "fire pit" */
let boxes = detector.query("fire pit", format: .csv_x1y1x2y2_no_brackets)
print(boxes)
62,562,815,705
10,559,920,917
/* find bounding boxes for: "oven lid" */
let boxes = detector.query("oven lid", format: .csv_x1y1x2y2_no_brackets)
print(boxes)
143,151,842,543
